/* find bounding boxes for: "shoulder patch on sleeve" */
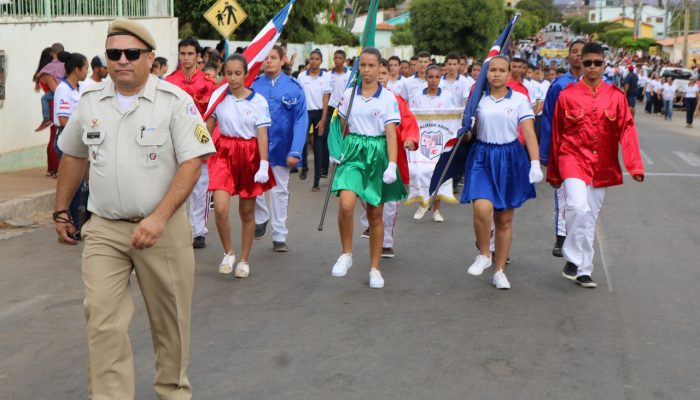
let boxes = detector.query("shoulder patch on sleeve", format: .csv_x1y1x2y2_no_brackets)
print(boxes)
194,124,210,143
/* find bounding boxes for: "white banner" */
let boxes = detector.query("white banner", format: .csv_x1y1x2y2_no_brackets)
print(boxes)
405,108,463,206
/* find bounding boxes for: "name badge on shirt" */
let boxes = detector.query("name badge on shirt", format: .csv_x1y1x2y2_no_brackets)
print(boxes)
86,131,101,139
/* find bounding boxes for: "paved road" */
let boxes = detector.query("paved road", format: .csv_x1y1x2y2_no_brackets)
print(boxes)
1,112,699,399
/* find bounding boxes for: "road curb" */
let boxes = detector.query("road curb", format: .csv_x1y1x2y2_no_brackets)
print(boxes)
0,189,55,222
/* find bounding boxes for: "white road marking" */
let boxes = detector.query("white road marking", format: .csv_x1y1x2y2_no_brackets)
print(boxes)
674,151,700,167
624,172,700,178
0,295,51,321
595,227,613,292
640,149,653,165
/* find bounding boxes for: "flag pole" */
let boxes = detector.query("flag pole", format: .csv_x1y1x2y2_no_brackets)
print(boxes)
318,0,378,231
428,14,520,211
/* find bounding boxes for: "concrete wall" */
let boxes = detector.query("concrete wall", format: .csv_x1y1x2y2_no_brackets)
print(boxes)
0,17,178,173
199,39,414,71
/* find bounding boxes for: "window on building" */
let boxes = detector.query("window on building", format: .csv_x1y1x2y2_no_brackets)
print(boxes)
590,13,596,21
646,17,651,23
656,17,663,23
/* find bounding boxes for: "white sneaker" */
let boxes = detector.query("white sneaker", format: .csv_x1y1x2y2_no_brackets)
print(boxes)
331,253,353,277
492,270,511,289
369,268,384,289
467,255,492,276
234,261,250,278
218,252,236,274
432,210,444,222
413,206,429,220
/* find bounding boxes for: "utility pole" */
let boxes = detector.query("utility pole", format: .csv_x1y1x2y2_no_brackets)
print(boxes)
682,0,689,67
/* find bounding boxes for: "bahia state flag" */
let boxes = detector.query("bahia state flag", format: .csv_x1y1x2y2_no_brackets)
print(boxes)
327,0,379,161
204,0,295,121
429,13,521,195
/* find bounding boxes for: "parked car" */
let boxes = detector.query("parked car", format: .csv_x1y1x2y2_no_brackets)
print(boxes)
660,67,693,106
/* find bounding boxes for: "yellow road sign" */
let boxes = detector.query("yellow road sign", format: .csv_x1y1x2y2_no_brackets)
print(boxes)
204,0,247,38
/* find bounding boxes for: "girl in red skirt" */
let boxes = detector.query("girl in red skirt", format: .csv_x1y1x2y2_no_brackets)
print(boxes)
205,54,275,278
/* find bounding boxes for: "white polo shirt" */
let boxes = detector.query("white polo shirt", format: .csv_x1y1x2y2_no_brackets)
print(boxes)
439,74,469,108
475,89,534,145
386,75,404,95
662,83,677,101
338,85,401,137
400,73,427,103
297,69,333,111
329,67,351,108
409,88,456,110
212,90,271,139
53,79,81,126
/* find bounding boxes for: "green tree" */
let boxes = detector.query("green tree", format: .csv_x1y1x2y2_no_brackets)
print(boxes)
600,28,633,48
515,0,560,26
390,22,414,46
509,10,541,39
174,0,329,41
410,0,505,56
316,23,360,46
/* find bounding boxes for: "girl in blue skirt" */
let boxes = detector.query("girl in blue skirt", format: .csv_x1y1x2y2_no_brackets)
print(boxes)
330,47,406,289
462,56,543,289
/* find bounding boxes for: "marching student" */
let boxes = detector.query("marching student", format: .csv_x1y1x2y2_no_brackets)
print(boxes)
679,77,698,127
329,47,405,289
540,39,584,258
439,52,470,108
166,37,218,249
465,61,482,94
327,49,351,177
386,55,404,94
358,58,419,258
401,51,430,104
463,56,542,290
408,64,458,222
297,49,333,190
252,45,308,251
548,42,644,288
205,54,276,278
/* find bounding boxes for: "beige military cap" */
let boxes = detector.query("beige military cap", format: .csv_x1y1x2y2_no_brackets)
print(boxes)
107,18,157,50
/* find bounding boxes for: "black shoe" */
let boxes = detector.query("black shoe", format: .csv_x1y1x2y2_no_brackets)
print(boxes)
299,168,308,180
192,236,206,249
290,167,299,173
360,228,370,239
311,185,320,192
576,275,597,288
562,261,577,281
254,221,268,240
381,247,395,258
273,241,288,252
552,235,566,257
320,170,328,178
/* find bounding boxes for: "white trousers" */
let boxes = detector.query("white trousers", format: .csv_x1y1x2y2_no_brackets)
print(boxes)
254,166,290,242
562,178,606,277
188,164,210,237
360,200,400,248
553,187,567,237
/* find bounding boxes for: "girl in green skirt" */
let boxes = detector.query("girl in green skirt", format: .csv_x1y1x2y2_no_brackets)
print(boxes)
329,47,406,289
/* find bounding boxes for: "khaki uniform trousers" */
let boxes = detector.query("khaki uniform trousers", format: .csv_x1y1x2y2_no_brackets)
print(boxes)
80,208,194,400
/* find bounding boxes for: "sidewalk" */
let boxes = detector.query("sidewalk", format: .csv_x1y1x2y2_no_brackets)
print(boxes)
0,167,56,222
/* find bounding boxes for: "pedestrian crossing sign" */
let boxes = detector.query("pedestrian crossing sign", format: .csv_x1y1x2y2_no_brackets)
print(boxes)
204,0,247,38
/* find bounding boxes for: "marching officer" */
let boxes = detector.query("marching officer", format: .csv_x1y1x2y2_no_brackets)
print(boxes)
54,18,215,399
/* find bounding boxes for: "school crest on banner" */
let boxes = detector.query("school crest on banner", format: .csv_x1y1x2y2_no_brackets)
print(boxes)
405,109,463,206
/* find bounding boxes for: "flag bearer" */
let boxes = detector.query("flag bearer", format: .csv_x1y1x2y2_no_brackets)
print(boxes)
463,56,543,290
329,47,405,289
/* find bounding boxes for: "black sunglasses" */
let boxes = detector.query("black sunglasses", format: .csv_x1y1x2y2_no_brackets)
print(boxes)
105,48,151,61
582,60,604,67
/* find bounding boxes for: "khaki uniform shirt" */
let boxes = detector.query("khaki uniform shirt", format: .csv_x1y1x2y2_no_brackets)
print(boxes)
58,75,216,220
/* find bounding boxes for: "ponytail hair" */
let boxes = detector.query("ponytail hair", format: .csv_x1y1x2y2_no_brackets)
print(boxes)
65,52,88,76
